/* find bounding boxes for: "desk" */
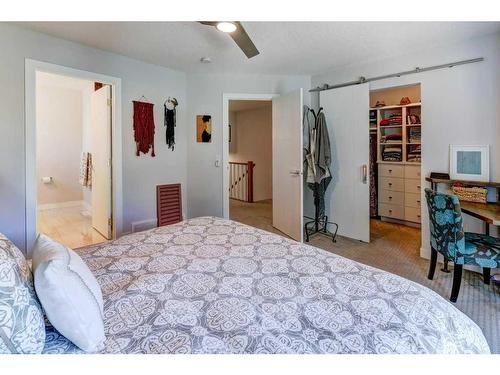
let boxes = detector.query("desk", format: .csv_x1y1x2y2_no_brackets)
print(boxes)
425,177,500,234
460,202,500,234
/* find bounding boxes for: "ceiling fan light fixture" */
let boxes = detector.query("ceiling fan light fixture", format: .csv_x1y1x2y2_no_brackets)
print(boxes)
216,22,237,33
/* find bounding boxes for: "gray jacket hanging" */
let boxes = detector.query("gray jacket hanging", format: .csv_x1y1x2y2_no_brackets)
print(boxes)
313,112,331,184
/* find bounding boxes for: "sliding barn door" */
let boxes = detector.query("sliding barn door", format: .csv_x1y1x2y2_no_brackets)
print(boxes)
90,85,112,239
272,89,304,241
320,84,370,242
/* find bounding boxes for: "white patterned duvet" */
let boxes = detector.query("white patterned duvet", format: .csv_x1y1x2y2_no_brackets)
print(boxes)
42,217,490,354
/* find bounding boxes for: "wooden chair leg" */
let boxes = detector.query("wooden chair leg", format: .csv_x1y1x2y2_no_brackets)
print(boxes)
483,268,491,285
450,264,463,303
428,248,437,280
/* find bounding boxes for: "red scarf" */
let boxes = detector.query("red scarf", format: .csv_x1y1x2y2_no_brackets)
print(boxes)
133,101,155,157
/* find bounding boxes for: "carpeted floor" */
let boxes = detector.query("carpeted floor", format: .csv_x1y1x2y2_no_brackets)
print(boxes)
230,199,500,353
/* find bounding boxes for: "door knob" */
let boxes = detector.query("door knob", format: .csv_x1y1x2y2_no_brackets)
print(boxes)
289,170,301,176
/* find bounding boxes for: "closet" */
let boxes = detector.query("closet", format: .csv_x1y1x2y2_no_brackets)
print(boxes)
369,84,422,227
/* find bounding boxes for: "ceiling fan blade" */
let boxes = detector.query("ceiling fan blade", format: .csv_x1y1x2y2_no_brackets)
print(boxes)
229,22,259,59
198,21,218,26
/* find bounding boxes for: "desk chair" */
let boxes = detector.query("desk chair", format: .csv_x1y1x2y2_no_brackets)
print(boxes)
424,188,499,302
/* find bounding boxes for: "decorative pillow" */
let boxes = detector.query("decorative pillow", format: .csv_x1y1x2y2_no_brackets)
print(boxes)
31,234,105,353
0,233,46,354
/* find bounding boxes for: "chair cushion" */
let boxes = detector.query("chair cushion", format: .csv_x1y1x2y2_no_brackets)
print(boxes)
0,233,46,354
460,232,500,268
31,234,105,353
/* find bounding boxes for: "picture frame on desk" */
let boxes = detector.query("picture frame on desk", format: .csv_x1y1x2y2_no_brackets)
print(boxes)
449,145,489,182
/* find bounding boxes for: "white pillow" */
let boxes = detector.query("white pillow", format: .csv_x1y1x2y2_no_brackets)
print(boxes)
31,234,105,353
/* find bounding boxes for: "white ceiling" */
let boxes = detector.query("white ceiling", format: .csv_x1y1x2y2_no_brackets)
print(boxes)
18,22,500,75
229,100,271,112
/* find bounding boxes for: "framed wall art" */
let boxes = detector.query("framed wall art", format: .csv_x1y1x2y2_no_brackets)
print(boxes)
449,145,489,182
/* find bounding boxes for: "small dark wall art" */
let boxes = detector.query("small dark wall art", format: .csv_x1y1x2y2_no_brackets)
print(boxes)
133,100,155,157
197,115,212,143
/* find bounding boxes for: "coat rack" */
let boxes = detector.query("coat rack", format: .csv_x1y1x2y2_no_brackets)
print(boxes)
303,106,338,243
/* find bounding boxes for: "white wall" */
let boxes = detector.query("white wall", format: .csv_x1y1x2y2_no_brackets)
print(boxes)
36,84,84,205
0,23,187,250
229,105,273,202
186,73,311,219
312,32,500,257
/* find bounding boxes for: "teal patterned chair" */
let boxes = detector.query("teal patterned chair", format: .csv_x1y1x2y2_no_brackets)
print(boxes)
424,188,499,302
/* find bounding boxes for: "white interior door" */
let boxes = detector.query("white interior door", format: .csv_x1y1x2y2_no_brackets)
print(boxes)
320,84,370,242
90,85,112,239
272,89,303,241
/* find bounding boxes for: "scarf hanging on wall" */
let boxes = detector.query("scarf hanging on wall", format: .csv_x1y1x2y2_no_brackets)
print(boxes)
133,100,155,157
164,97,178,151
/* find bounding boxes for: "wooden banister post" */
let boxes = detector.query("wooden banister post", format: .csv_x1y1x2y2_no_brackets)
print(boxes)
247,161,254,203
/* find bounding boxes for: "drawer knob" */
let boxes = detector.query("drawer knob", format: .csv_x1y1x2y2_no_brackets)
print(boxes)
417,215,421,218
388,169,392,173
389,209,392,213
388,183,392,186
417,200,420,203
417,185,421,189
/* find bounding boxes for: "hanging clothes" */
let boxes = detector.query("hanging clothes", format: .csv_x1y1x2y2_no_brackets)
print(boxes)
79,152,92,188
369,132,378,217
304,108,332,219
133,100,155,157
313,112,331,184
164,97,177,151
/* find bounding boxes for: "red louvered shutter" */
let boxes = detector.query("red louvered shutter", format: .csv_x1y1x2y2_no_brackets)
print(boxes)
156,183,182,227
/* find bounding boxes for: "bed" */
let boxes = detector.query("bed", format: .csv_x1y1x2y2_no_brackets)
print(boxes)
42,217,490,354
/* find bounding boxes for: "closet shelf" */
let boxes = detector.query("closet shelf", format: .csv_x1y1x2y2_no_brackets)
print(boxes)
378,161,421,165
380,125,402,129
406,124,421,127
370,102,421,110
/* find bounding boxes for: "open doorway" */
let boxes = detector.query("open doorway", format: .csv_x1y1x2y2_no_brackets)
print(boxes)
228,100,277,233
35,71,112,249
223,91,304,241
369,83,422,244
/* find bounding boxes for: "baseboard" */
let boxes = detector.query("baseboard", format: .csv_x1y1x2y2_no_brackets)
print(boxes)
131,219,157,233
38,200,84,211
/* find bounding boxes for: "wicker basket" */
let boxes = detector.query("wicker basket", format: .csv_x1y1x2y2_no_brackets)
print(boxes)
451,186,487,203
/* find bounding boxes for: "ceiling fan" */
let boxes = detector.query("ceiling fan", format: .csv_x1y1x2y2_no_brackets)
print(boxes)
198,21,260,59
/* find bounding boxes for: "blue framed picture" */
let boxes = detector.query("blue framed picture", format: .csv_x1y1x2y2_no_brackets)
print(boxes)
450,145,489,182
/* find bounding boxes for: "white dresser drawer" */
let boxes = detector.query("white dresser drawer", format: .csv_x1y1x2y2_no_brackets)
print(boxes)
404,165,421,179
379,176,405,192
404,178,422,194
405,192,422,208
379,203,405,220
379,189,404,205
379,164,404,178
405,206,421,223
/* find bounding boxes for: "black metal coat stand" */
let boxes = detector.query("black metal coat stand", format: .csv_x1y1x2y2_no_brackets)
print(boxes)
304,191,338,243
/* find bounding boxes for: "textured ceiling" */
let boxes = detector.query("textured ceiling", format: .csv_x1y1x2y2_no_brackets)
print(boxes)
17,22,500,75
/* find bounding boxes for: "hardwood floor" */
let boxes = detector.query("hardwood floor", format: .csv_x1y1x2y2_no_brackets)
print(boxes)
37,205,107,249
230,198,500,353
